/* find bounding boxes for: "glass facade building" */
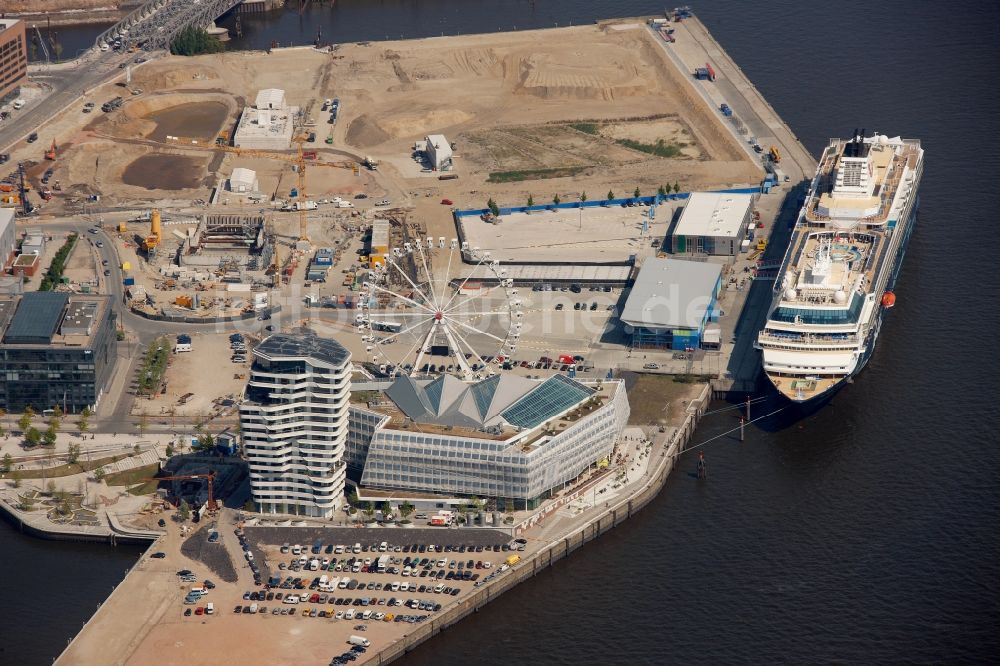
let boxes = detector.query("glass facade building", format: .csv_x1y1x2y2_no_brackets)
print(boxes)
349,378,630,505
0,294,116,413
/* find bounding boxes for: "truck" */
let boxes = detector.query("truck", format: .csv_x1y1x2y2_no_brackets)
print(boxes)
720,103,732,117
363,156,378,170
769,145,782,163
505,554,521,567
694,63,716,81
376,554,390,573
302,150,317,160
348,636,371,648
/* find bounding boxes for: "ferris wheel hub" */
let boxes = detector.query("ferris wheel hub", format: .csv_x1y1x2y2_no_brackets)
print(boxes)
434,311,444,321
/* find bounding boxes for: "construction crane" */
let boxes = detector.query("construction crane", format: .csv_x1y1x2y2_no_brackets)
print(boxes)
145,471,219,513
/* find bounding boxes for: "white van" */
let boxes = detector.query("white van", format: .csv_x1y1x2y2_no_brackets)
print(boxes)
344,608,355,620
353,543,362,554
249,603,258,613
348,633,369,646
292,544,302,555
282,595,299,604
12,99,25,110
205,602,214,615
379,541,388,552
309,559,320,571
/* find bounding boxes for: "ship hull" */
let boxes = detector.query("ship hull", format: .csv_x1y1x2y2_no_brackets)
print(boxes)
767,197,919,406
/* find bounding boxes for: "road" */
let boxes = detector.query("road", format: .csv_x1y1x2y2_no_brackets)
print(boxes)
1,50,138,153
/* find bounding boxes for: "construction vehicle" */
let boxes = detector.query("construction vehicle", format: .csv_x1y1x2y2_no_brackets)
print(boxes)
144,471,219,513
44,140,57,161
142,209,162,252
363,156,379,170
769,145,781,163
748,238,768,261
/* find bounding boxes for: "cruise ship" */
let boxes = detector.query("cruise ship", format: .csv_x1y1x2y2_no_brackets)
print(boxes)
757,131,923,403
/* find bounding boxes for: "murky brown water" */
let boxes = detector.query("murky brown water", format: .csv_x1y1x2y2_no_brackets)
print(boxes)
144,101,229,143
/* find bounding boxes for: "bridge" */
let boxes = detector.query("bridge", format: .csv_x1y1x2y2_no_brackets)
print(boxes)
95,0,242,52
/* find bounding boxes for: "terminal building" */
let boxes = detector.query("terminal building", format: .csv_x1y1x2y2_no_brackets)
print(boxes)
0,19,27,102
233,88,296,150
346,373,630,510
239,333,353,519
668,192,755,257
0,293,117,413
619,257,722,351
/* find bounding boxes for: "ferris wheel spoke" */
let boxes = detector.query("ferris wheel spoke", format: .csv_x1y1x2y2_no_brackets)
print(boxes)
446,323,491,376
443,284,507,316
439,322,478,378
443,315,509,345
441,253,490,312
383,257,435,310
439,244,455,310
375,317,433,345
412,322,439,375
368,281,437,314
394,333,427,375
414,240,439,310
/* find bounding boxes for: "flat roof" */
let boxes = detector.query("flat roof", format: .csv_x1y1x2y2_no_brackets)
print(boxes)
255,88,285,109
458,202,675,264
3,292,68,344
254,333,351,368
620,258,721,330
459,263,632,284
674,192,754,238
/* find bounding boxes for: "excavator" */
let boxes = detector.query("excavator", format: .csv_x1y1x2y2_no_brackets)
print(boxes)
44,140,57,161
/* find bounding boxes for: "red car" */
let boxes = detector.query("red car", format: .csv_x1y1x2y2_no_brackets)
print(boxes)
440,198,453,205
195,607,204,616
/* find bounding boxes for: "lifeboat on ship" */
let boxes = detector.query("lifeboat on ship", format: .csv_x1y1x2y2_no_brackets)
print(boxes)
881,292,896,308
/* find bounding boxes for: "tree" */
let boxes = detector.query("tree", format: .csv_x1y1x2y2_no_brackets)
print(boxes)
12,470,22,488
362,501,375,522
94,467,106,484
606,190,615,202
657,185,667,197
243,499,255,512
1,453,11,474
580,191,588,205
133,443,141,455
25,427,42,448
398,501,415,522
634,186,641,199
552,194,561,206
58,497,72,517
67,443,81,465
486,197,500,218
78,407,91,435
43,426,58,448
18,408,34,433
380,501,394,522
526,194,534,207
0,408,6,434
137,415,148,437
177,499,191,521
52,405,63,419
195,433,215,452
673,181,680,194
165,443,175,458
170,26,225,56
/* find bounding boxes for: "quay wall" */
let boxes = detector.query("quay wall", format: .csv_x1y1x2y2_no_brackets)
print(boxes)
0,494,158,546
362,383,711,665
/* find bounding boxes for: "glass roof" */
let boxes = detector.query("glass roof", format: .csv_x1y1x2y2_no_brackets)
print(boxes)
500,375,594,429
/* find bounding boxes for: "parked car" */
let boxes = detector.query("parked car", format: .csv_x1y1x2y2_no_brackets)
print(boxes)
150,552,166,559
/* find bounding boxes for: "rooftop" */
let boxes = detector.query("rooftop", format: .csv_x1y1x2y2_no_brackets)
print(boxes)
254,88,286,110
620,257,721,330
673,192,754,238
0,293,111,346
254,333,351,368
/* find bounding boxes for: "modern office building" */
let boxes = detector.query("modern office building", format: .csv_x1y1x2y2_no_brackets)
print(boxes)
0,20,27,102
239,333,352,519
0,293,117,413
346,373,630,509
619,257,722,350
669,192,755,256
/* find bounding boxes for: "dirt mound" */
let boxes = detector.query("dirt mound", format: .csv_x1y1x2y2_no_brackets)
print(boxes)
379,108,473,139
132,63,220,91
345,114,392,148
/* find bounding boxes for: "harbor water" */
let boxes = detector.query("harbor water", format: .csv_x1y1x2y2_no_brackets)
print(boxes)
7,1,999,663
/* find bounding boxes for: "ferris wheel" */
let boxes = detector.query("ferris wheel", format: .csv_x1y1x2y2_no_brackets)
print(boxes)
356,236,522,379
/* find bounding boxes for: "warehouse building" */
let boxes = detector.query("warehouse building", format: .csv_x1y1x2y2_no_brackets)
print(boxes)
346,373,630,509
0,293,117,413
619,257,722,350
415,134,453,171
227,167,258,193
367,220,389,267
669,192,754,256
233,89,296,150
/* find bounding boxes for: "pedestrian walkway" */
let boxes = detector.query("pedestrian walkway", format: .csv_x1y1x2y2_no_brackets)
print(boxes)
98,448,161,475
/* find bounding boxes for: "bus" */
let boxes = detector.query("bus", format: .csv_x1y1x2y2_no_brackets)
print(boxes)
372,321,402,333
